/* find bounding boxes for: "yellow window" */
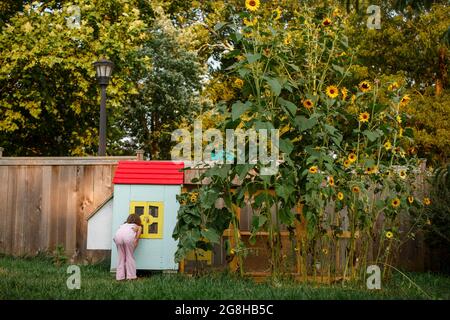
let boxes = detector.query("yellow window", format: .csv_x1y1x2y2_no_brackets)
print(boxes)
129,201,164,239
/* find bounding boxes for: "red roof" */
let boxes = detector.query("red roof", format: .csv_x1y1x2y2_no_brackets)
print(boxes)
113,161,184,185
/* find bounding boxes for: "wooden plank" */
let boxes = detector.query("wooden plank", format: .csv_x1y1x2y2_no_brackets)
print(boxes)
40,166,52,251
80,166,95,262
49,166,60,251
26,166,43,255
13,166,26,256
65,166,78,260
5,166,17,255
0,167,9,252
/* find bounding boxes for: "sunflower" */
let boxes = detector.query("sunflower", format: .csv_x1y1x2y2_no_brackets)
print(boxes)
322,18,332,26
245,0,260,11
341,87,348,100
398,170,407,179
272,7,282,21
385,231,394,239
337,192,344,200
343,159,351,168
359,112,370,123
365,166,378,175
400,95,410,107
396,115,402,124
332,8,341,17
352,186,360,193
388,82,399,91
283,33,292,45
326,85,339,98
322,248,329,255
302,99,314,110
391,198,401,208
309,166,318,174
328,176,335,186
234,78,244,88
243,17,258,26
190,192,199,203
359,80,372,93
384,141,392,150
423,197,431,206
408,196,414,204
348,153,357,163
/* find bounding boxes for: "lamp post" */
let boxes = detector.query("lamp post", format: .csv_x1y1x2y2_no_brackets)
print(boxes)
93,58,114,156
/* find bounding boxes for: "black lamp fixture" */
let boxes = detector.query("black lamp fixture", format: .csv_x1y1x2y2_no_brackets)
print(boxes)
93,58,114,156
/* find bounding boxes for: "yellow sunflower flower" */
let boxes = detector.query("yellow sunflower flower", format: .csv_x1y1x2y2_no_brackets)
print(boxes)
190,192,199,203
234,78,244,88
348,153,357,163
302,99,314,110
283,33,292,45
352,186,360,193
396,115,402,124
391,198,401,208
408,196,414,204
322,18,332,27
398,170,407,179
384,141,392,150
272,7,282,21
423,197,431,206
359,80,372,93
309,166,318,174
341,87,348,100
337,192,344,200
343,159,351,168
359,112,370,123
365,166,378,175
322,248,329,255
326,85,339,98
245,0,260,11
388,82,399,91
385,231,394,239
328,176,335,186
243,17,258,26
400,95,410,107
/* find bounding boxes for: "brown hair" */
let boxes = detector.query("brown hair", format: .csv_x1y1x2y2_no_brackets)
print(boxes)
125,214,142,227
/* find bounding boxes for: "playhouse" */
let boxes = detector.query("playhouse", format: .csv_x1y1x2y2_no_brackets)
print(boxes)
87,160,184,271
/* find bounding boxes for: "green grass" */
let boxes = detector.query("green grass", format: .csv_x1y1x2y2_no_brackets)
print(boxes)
0,254,449,300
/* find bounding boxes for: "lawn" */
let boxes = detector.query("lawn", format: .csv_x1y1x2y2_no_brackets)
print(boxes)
0,255,449,300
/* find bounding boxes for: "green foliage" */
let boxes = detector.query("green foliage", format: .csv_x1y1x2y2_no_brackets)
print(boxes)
406,93,450,164
121,7,203,159
51,244,67,267
173,187,231,263
0,0,150,155
172,1,430,280
423,165,450,247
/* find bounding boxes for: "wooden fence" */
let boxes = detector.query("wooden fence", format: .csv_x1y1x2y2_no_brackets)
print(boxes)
0,156,134,262
0,156,437,272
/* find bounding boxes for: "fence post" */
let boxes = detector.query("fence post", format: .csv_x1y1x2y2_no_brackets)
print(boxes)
136,150,144,161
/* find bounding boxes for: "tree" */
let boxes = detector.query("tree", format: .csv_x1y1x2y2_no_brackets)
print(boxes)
121,6,203,159
0,0,150,156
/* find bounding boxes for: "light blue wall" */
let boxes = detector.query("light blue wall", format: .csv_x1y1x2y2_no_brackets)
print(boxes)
110,184,180,271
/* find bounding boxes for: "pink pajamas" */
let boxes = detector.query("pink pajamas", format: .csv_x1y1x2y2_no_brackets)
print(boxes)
113,223,138,280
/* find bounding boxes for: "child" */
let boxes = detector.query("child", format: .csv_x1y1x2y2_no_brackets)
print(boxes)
113,214,142,281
